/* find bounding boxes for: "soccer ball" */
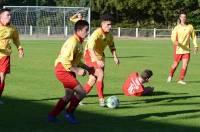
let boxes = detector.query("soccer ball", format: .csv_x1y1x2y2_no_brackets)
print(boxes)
106,96,120,109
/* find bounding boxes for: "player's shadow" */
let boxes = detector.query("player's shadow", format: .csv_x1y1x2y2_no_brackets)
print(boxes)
2,96,200,131
186,80,200,83
144,91,188,96
106,55,147,58
87,93,123,98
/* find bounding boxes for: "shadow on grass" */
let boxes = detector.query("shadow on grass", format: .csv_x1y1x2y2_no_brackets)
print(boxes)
1,96,200,132
187,80,200,84
106,56,147,59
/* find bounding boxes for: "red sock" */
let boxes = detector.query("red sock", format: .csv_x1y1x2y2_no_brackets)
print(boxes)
66,96,80,113
96,81,104,98
169,67,176,77
0,82,5,97
179,68,186,80
84,83,92,94
49,98,67,116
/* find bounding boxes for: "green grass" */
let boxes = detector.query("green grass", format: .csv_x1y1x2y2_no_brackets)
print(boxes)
1,39,200,132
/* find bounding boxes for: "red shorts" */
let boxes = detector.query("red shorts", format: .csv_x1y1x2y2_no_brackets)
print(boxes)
54,63,79,89
0,56,10,74
173,45,190,62
84,50,100,68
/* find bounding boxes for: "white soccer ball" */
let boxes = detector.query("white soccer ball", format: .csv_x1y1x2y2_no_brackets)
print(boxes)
106,96,120,109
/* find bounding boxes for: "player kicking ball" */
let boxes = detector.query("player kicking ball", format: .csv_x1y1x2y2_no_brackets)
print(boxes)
122,69,154,96
48,20,90,124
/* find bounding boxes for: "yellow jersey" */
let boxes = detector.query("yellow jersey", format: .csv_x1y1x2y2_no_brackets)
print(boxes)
84,28,116,62
55,34,84,71
0,25,22,57
171,24,198,54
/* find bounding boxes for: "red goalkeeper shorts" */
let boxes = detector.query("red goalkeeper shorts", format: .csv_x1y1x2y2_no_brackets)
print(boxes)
0,56,10,74
54,63,79,89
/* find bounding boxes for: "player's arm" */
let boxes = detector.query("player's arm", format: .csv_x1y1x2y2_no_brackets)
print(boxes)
108,38,120,65
12,27,24,58
69,14,78,23
171,26,178,46
190,25,198,54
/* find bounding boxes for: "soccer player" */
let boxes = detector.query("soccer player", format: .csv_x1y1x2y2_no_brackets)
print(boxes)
48,20,90,124
70,12,84,23
83,14,120,107
0,8,24,104
167,10,198,85
122,69,154,96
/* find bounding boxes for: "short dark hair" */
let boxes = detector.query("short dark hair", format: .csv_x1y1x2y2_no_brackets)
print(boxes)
0,8,11,15
141,69,153,80
100,13,113,22
74,20,89,32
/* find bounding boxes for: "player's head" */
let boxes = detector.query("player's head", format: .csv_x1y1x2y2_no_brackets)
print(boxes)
178,10,187,24
77,12,83,20
100,13,113,33
0,8,11,26
74,20,89,39
140,69,153,83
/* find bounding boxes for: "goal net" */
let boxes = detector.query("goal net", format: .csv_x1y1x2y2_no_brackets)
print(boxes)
3,6,91,38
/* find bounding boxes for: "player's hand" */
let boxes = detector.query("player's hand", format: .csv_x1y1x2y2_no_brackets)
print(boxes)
97,60,104,68
114,57,120,65
18,48,24,58
194,47,198,55
77,68,87,76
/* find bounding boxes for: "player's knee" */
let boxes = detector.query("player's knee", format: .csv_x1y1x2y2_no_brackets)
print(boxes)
90,75,97,84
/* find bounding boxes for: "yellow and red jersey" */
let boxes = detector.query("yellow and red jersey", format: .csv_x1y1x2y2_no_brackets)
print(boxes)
171,24,198,54
122,72,144,96
0,25,22,58
84,28,116,62
55,34,84,71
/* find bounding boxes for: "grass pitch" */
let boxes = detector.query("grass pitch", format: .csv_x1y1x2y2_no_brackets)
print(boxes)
1,39,200,132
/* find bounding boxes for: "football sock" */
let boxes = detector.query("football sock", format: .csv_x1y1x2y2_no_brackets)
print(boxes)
66,96,80,113
84,83,92,94
179,68,186,80
96,81,104,98
0,82,5,97
49,98,67,116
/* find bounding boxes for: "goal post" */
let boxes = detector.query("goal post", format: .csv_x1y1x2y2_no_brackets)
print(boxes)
3,6,91,38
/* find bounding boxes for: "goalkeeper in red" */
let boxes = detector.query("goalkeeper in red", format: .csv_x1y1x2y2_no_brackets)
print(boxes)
167,10,198,85
122,69,154,96
83,14,120,107
0,8,24,104
48,20,90,124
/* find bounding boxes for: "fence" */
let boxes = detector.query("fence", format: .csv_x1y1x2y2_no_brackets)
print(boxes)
16,26,200,39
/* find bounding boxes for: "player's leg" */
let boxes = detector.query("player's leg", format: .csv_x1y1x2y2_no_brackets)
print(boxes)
48,88,74,123
65,84,86,124
142,87,154,95
167,53,181,82
177,54,190,85
0,72,6,104
95,67,105,106
84,74,96,94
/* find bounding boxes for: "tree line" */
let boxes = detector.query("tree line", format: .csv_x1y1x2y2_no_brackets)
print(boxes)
0,0,200,28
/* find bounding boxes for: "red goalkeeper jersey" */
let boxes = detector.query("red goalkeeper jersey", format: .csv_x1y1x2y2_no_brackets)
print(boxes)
122,72,144,96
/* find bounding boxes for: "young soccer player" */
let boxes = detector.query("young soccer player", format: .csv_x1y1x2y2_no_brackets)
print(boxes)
70,12,84,23
167,10,198,85
122,69,154,96
0,8,24,104
48,20,90,124
83,14,120,107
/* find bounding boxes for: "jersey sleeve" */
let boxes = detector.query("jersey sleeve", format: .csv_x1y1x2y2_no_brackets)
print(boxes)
190,25,198,48
12,27,22,50
87,31,99,50
61,42,76,69
171,26,178,44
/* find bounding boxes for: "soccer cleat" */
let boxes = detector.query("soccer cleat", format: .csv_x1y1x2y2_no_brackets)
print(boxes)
99,99,106,107
177,80,186,85
79,101,85,106
64,112,79,124
47,115,60,123
167,76,172,83
0,100,4,105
